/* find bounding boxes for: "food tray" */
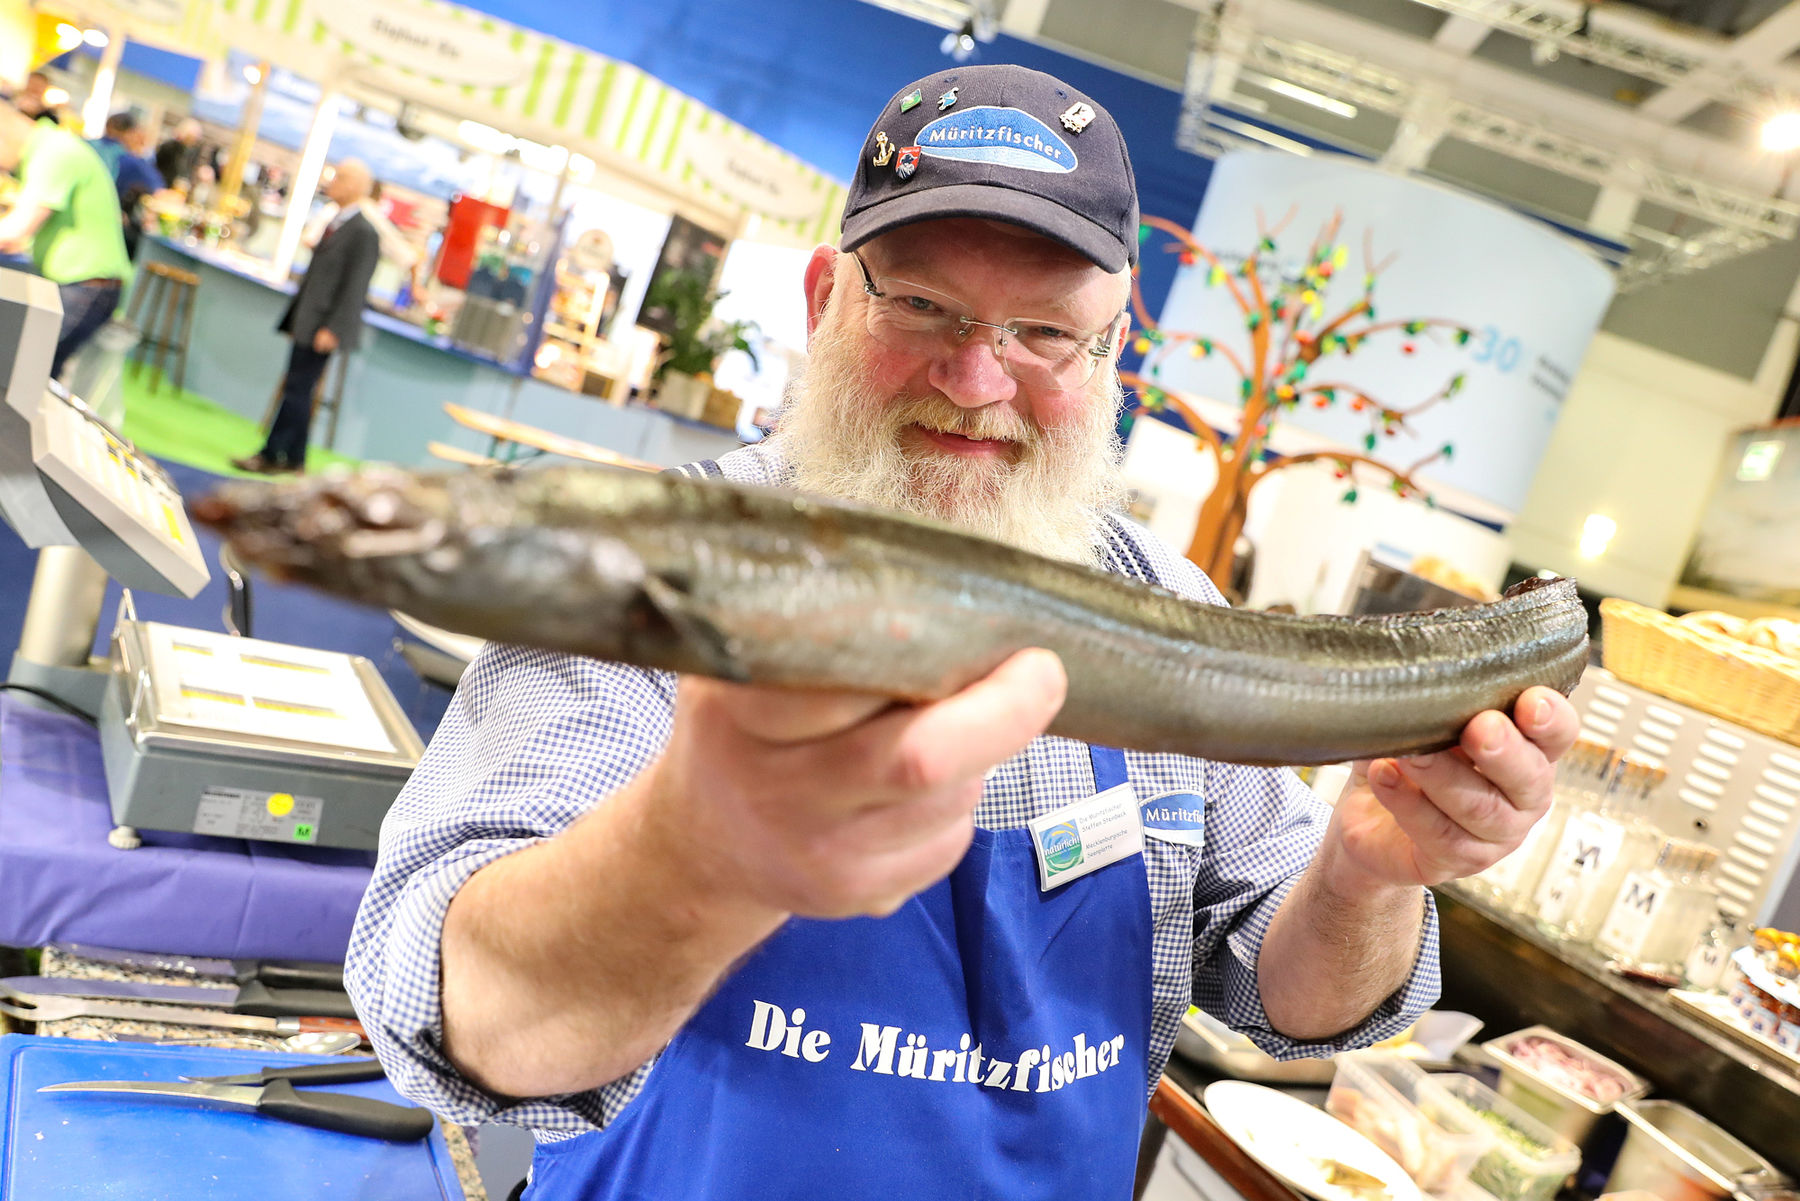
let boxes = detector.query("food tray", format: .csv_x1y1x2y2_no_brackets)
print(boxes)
1599,598,1800,746
1480,1026,1649,1149
1666,989,1800,1070
1173,1008,1336,1084
1428,1072,1581,1201
1324,1052,1491,1195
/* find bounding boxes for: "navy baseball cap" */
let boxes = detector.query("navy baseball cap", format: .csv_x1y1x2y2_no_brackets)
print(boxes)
840,64,1140,273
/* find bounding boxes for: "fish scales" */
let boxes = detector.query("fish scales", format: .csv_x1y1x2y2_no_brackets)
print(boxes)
189,465,1589,767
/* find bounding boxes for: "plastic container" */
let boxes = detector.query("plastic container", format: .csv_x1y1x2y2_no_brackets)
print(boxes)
1324,1051,1492,1195
1604,1100,1782,1201
1428,1072,1581,1201
1481,1026,1649,1149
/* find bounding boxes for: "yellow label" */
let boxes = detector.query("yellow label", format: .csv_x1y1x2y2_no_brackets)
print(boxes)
266,793,295,817
162,502,183,544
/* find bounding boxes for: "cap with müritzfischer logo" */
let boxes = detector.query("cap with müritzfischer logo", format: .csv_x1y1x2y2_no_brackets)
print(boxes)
840,64,1140,273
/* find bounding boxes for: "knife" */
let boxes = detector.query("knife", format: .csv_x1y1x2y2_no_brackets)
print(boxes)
49,943,345,991
39,1079,433,1140
0,987,366,1037
183,1058,385,1087
1,975,358,1019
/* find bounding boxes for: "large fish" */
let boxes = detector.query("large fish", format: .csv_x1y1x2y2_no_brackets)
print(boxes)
190,465,1588,767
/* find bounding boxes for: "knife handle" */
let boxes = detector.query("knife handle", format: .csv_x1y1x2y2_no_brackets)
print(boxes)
233,982,360,1019
291,1016,367,1037
254,961,346,991
255,1060,386,1086
256,1079,434,1141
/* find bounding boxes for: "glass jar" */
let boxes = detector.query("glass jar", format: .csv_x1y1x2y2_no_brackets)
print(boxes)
1595,840,1720,978
1683,911,1747,993
1534,755,1666,942
1476,740,1614,911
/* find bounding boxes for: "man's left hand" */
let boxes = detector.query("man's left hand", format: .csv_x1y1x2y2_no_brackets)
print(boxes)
1324,686,1581,890
313,328,339,353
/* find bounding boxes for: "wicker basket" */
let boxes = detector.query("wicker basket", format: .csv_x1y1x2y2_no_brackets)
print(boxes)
1599,598,1800,745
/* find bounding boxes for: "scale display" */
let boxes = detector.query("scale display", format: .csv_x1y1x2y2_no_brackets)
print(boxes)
0,267,207,597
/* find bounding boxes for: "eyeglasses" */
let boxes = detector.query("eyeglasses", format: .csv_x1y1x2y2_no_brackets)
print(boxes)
850,252,1121,390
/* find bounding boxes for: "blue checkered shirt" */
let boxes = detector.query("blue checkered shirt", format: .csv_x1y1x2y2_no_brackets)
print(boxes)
345,442,1441,1141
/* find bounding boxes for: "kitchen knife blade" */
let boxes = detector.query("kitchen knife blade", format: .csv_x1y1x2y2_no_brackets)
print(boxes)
49,943,345,991
1,975,358,1019
0,986,365,1036
184,1058,385,1086
38,1080,433,1140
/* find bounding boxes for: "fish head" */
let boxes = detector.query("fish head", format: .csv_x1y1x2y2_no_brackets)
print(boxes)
190,469,456,590
190,467,662,657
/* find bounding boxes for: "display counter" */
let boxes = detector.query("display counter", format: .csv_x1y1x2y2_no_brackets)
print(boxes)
1434,884,1800,1180
135,238,743,470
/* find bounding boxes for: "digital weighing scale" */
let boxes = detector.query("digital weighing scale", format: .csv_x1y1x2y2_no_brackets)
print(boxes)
0,268,422,851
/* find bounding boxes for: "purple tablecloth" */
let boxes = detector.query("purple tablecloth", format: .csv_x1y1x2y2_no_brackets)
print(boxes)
0,696,377,960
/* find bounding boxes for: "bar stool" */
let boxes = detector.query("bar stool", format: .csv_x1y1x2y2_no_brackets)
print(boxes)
124,261,199,394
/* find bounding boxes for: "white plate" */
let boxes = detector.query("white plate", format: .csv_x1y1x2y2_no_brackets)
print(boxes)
1203,1079,1425,1201
391,610,487,664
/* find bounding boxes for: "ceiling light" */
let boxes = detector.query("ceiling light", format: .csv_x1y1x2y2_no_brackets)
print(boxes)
1206,113,1314,155
1578,513,1616,558
42,87,69,106
1240,70,1358,120
53,22,83,50
243,64,263,84
82,28,108,48
1761,112,1800,152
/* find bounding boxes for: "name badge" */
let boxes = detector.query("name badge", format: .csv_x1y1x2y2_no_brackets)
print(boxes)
1029,783,1144,892
1139,792,1205,848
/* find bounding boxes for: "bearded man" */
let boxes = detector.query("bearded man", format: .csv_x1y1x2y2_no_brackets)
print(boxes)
346,65,1577,1201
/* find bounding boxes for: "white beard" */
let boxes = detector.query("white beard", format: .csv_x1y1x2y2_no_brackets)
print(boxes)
767,308,1127,566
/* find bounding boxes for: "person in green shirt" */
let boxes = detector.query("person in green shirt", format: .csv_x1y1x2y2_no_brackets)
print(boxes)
0,98,132,378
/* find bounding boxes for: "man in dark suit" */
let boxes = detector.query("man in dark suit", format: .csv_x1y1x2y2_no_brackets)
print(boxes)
234,160,380,474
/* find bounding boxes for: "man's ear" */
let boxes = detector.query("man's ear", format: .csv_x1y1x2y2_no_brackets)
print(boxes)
804,245,837,341
1110,311,1132,363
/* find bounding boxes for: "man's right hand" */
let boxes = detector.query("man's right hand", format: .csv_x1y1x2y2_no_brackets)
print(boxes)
438,649,1066,1097
644,648,1069,921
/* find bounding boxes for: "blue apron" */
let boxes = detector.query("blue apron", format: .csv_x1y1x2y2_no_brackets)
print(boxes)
526,745,1153,1200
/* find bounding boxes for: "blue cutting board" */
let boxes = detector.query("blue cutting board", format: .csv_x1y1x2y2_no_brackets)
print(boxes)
0,1036,466,1200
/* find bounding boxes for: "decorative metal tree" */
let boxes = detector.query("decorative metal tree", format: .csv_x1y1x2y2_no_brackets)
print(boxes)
1124,211,1474,587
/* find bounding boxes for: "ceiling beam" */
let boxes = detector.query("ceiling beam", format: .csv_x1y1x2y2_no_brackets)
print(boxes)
1221,0,1794,193
1638,2,1800,124
1433,15,1492,55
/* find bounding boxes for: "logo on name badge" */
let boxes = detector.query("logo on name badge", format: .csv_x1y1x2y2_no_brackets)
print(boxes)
895,146,921,181
1139,792,1205,847
914,105,1077,174
1038,821,1084,876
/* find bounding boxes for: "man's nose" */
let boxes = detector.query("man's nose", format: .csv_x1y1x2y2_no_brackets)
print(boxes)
928,326,1018,409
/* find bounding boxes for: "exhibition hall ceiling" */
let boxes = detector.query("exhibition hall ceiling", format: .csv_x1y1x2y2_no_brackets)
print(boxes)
896,0,1800,287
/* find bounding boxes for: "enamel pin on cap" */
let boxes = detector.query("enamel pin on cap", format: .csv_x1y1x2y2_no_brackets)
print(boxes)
872,132,895,167
1060,102,1096,133
900,88,923,112
938,86,959,110
895,145,921,180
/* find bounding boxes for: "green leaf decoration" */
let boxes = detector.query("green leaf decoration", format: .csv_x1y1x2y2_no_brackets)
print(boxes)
1239,377,1253,399
1425,494,1438,509
1454,328,1471,346
1209,265,1226,287
1341,488,1359,504
1138,224,1152,244
1442,442,1455,460
1147,329,1166,345
1448,373,1465,395
1247,311,1262,331
1260,236,1277,252
1287,361,1307,381
1199,338,1213,355
1363,432,1377,451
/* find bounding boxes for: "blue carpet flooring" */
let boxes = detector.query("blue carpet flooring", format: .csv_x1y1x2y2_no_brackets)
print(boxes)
1,460,452,744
